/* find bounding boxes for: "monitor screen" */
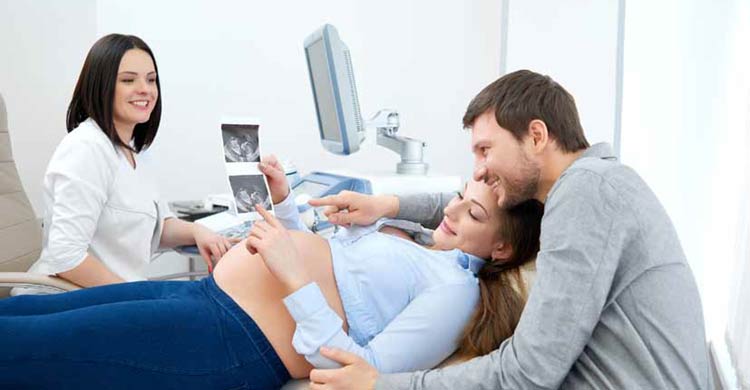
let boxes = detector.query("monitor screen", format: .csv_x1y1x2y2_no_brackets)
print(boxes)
306,38,341,142
304,24,364,155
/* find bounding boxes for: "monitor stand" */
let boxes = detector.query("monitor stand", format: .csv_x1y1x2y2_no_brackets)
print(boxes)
368,109,429,175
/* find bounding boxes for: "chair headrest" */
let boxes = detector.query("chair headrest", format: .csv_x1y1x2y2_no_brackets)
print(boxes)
0,93,7,132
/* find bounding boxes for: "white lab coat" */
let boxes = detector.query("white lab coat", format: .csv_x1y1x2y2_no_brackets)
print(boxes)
15,118,172,294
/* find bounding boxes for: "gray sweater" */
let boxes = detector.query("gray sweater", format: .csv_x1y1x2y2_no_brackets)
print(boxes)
378,143,710,389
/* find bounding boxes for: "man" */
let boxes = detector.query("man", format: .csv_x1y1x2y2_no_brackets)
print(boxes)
306,70,710,389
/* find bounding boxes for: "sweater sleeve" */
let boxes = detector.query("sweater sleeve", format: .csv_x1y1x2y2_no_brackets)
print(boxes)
395,192,453,229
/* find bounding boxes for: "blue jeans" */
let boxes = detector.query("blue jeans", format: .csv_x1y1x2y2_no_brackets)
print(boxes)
0,276,291,389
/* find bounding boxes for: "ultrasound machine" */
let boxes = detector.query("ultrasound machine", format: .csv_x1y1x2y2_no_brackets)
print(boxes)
189,23,459,240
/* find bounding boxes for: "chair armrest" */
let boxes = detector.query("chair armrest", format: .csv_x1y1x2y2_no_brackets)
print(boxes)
0,272,81,293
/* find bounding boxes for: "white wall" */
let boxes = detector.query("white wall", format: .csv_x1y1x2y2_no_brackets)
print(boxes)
621,0,750,350
503,0,622,148
0,0,98,214
1,0,501,214
98,0,501,204
1,0,502,275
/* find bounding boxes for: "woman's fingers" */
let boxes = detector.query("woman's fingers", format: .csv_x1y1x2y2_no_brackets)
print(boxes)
259,155,285,178
245,208,288,258
217,240,227,257
261,154,279,166
198,247,213,273
248,225,266,241
209,242,222,261
250,220,270,235
246,235,261,256
255,204,282,228
222,237,233,252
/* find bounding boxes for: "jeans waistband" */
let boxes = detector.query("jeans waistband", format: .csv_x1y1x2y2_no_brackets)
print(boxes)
202,275,291,384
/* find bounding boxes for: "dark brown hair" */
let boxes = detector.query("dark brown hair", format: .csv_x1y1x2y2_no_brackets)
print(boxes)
66,34,161,152
463,69,589,153
456,199,544,358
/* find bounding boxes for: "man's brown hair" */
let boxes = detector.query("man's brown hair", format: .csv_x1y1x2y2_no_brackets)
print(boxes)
463,70,589,153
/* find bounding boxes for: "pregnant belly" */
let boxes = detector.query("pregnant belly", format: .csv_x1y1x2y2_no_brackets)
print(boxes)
212,231,347,378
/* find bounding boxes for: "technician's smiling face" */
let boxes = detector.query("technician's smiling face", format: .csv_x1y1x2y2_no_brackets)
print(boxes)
113,48,158,133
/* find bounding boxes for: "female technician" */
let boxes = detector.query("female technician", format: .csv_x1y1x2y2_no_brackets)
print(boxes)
14,34,233,294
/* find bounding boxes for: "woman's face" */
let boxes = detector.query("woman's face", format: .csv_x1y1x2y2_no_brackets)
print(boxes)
112,49,158,133
432,180,505,258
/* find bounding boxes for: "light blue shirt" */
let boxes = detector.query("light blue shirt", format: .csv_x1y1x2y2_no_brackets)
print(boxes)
274,194,485,373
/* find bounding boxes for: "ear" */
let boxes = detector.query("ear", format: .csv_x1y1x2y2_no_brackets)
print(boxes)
527,119,549,153
491,241,514,262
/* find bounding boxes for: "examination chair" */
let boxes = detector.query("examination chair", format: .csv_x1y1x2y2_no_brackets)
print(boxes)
0,92,81,296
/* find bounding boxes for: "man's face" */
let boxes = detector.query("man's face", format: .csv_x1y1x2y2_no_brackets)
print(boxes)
471,111,541,208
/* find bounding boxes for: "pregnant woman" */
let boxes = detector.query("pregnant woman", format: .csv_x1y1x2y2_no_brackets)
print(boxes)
0,156,542,389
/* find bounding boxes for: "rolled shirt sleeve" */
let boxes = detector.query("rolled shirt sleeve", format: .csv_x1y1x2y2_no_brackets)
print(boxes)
40,140,116,274
284,281,479,373
272,192,312,233
150,199,175,255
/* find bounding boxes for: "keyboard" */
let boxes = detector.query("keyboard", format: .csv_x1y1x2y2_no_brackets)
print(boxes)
218,220,255,239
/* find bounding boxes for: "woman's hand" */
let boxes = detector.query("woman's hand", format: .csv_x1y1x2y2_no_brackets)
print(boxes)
258,155,290,205
307,191,400,226
245,204,311,292
192,223,238,273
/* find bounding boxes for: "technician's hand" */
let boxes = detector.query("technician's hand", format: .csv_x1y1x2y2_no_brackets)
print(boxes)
258,155,290,205
309,347,378,390
308,191,399,226
246,205,311,292
192,223,238,273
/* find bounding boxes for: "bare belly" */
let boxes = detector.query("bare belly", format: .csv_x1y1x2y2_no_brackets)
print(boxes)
212,231,347,379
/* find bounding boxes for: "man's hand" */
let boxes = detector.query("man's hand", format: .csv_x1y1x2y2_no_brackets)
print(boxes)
309,347,378,390
258,155,290,204
245,205,311,292
307,191,399,226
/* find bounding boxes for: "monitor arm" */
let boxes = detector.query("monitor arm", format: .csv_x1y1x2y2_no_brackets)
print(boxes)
367,109,429,175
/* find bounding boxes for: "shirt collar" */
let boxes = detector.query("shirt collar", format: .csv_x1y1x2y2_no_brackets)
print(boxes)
546,142,617,203
456,252,487,275
580,142,617,161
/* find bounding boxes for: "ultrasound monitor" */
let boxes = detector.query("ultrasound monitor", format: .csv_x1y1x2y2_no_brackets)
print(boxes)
303,24,365,155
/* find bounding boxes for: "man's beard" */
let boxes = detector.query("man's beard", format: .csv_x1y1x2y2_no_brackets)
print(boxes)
489,155,540,209
500,170,539,208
